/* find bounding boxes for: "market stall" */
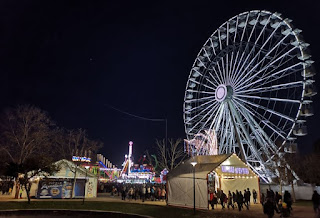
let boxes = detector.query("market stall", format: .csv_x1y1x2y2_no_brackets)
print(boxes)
167,153,259,209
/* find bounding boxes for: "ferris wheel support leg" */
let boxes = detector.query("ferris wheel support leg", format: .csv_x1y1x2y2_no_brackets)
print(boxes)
227,101,247,163
235,102,280,177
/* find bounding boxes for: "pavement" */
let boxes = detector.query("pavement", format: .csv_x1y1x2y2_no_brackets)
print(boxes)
0,193,316,218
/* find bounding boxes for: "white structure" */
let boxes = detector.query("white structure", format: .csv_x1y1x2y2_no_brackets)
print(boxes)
167,154,259,209
128,141,133,174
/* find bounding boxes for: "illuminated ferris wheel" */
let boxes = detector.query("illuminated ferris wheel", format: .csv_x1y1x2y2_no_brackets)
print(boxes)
183,10,317,182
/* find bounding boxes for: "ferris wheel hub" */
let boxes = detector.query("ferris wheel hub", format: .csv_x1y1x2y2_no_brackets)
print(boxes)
215,85,233,102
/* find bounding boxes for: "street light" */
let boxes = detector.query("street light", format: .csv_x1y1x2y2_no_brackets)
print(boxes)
191,161,197,214
82,165,90,205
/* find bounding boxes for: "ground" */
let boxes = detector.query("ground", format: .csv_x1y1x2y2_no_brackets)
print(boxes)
0,193,316,218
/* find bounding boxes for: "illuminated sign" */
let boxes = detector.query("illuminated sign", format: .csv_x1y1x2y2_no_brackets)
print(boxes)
221,166,234,173
221,166,249,174
72,156,91,162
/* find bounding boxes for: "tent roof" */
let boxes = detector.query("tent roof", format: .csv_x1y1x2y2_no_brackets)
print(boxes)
168,154,232,179
54,159,97,178
168,153,258,179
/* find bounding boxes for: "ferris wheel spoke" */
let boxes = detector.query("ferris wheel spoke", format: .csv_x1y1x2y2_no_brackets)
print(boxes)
233,99,288,141
221,112,232,152
208,70,223,87
234,14,273,83
211,63,224,84
235,42,296,89
235,94,301,104
229,49,240,85
234,17,277,84
192,101,220,124
216,58,226,84
233,25,291,87
221,56,228,83
232,17,259,85
228,101,264,164
194,103,223,136
186,89,216,95
234,96,295,122
213,103,226,132
236,62,301,92
236,80,303,95
228,50,235,86
198,80,217,91
186,103,220,133
185,99,218,116
241,55,300,92
233,102,277,157
186,100,218,117
185,95,215,103
229,13,251,83
209,37,218,56
233,16,239,43
240,13,250,41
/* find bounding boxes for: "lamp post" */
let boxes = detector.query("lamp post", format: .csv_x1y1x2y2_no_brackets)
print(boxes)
191,161,197,214
82,165,90,205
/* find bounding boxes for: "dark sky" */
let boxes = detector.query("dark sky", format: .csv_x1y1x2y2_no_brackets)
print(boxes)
0,1,319,166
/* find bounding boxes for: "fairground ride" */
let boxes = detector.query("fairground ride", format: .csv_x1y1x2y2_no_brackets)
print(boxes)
183,10,317,183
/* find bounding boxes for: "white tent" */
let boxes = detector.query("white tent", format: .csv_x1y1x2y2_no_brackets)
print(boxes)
167,153,260,209
18,159,98,199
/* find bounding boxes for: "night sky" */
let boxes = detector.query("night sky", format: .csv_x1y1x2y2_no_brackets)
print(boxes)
1,1,319,166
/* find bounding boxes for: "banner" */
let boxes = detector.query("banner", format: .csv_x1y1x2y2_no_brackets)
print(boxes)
37,178,72,198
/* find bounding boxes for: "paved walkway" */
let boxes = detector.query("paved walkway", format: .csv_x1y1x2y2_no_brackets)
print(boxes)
0,193,316,218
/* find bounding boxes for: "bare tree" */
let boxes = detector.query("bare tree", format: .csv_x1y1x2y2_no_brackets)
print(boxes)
0,105,56,199
155,138,186,171
54,128,102,161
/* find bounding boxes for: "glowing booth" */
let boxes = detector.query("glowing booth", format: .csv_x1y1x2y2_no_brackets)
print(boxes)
167,153,259,209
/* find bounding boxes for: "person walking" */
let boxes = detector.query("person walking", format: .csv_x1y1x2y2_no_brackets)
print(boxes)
220,190,226,209
121,186,127,201
227,191,234,209
244,189,249,210
212,191,218,210
147,186,151,200
161,187,166,201
141,185,146,202
130,187,135,201
233,192,237,208
263,197,277,218
283,191,292,211
151,186,155,201
237,191,243,211
246,188,251,205
19,186,23,199
253,189,257,204
312,190,320,215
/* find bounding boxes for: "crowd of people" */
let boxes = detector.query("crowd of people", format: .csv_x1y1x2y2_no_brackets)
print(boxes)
0,180,14,195
208,188,258,211
261,189,293,218
103,183,166,202
100,182,320,218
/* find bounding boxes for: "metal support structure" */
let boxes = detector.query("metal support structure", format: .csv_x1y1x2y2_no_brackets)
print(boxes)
227,101,246,162
82,166,89,205
191,161,197,214
193,167,195,214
